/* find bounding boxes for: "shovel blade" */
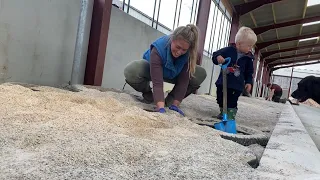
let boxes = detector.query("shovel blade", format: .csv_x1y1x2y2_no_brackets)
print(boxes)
214,121,225,132
214,120,237,134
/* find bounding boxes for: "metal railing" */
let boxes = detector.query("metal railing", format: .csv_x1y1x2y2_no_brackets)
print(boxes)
121,0,232,56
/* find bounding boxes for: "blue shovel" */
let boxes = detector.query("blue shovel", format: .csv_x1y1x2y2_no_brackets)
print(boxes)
214,57,237,134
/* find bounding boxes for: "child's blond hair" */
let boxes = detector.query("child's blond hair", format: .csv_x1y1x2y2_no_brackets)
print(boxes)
235,26,257,45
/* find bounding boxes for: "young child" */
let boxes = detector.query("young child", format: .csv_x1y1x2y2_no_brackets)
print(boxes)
212,26,257,120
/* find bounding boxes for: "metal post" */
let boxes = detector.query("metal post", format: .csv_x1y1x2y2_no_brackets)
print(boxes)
253,48,260,81
208,3,219,57
84,0,112,86
208,2,221,95
127,0,130,13
152,0,158,27
217,9,227,49
259,65,264,97
215,8,225,50
209,1,221,55
176,0,183,27
122,0,125,11
71,0,94,86
228,13,239,45
195,0,211,65
193,0,199,24
173,0,179,29
190,0,195,23
288,67,294,98
223,17,231,47
155,0,162,29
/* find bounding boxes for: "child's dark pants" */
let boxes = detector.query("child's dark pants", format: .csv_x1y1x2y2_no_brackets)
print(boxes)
216,85,242,109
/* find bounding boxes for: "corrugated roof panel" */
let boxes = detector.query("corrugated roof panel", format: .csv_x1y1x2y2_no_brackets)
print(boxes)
261,29,278,41
273,0,305,23
252,4,275,26
277,25,301,38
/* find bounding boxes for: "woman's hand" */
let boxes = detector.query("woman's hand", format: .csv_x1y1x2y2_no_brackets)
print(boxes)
156,102,165,113
169,105,185,116
168,100,185,116
217,55,225,64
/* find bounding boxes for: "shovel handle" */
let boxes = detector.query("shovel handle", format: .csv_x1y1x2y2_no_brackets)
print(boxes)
219,57,231,70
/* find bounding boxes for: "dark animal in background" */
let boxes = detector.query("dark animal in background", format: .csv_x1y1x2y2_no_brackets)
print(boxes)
291,76,320,105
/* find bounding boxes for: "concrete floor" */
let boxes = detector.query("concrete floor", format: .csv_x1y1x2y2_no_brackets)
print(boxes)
293,104,320,150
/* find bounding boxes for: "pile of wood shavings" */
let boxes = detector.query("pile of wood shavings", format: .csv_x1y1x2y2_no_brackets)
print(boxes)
0,84,256,179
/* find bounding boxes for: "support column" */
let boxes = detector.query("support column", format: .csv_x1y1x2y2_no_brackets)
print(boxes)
84,0,112,86
252,48,260,96
253,48,260,81
196,0,211,65
261,66,268,97
258,63,265,97
256,59,264,83
228,13,239,45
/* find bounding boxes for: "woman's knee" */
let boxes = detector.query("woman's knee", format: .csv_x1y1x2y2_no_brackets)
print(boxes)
124,60,150,81
190,65,207,86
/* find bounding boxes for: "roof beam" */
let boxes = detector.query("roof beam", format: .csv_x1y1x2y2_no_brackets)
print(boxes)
271,60,320,71
269,57,320,67
234,0,282,16
256,32,320,49
265,51,320,63
261,43,320,58
271,4,281,53
252,15,320,35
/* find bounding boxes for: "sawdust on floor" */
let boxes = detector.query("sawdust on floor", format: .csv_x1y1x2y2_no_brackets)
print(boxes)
0,84,259,180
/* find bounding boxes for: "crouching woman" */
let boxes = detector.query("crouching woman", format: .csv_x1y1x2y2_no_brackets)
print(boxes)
124,24,207,115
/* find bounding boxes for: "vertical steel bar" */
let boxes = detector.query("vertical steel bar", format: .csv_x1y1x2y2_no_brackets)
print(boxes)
193,0,199,24
229,14,239,45
177,0,183,27
122,0,125,11
218,12,227,49
208,0,221,94
190,0,195,23
127,0,130,13
173,0,179,29
215,9,224,50
288,67,294,98
155,0,162,29
209,0,221,55
224,15,231,47
152,0,158,27
208,4,218,58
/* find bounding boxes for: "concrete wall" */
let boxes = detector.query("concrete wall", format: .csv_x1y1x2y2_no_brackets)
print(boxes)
102,7,164,90
102,7,220,96
198,55,220,96
0,0,81,86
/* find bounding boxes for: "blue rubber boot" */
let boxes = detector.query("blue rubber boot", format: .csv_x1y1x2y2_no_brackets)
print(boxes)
225,108,237,134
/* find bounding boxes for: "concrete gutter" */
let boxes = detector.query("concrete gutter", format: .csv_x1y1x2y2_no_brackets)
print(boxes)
256,103,320,179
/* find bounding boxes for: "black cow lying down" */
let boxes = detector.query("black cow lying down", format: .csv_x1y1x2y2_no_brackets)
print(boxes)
291,76,320,105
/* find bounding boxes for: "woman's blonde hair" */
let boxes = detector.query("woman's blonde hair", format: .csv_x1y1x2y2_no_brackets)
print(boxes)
235,26,257,45
170,24,199,77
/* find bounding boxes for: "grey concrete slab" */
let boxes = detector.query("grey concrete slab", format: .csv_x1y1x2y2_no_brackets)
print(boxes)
0,0,81,86
293,104,320,151
256,103,320,179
